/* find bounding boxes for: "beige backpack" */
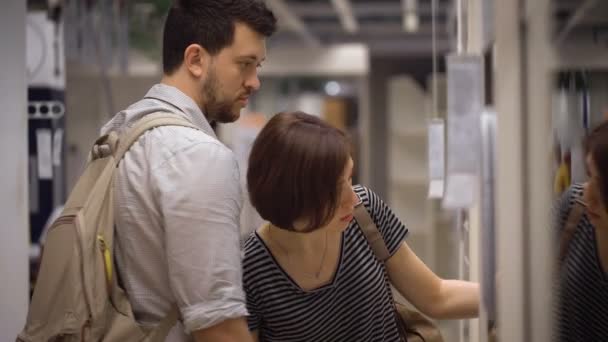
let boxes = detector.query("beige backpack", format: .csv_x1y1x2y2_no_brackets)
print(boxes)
17,113,199,342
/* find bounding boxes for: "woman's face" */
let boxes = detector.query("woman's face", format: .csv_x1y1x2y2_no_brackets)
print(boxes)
583,154,608,227
293,157,359,233
325,157,359,232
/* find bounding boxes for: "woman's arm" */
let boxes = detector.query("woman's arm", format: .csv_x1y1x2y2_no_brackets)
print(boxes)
386,242,479,320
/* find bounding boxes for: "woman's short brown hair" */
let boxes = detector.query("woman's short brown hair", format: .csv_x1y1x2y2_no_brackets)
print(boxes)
585,120,608,206
247,111,350,231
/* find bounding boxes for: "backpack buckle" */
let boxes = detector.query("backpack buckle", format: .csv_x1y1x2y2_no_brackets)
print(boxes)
91,132,120,159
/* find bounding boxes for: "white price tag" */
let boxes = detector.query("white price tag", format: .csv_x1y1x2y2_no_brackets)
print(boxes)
36,129,53,180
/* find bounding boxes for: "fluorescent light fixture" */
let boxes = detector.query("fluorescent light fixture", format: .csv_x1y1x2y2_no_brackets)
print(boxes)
401,0,419,32
404,12,419,32
330,0,358,33
265,0,321,47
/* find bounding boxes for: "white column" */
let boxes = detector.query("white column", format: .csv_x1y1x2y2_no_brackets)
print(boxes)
0,0,29,340
464,1,485,341
494,0,526,341
524,0,555,341
466,0,484,54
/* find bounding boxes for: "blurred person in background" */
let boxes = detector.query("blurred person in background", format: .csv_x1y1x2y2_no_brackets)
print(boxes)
554,121,608,342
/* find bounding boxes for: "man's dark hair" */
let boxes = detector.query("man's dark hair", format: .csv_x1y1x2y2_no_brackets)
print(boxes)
162,0,277,74
247,112,351,232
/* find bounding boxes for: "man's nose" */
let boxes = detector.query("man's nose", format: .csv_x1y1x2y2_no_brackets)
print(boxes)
244,72,261,92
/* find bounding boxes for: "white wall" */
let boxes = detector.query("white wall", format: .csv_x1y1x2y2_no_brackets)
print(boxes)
65,72,159,192
261,44,369,77
0,0,29,340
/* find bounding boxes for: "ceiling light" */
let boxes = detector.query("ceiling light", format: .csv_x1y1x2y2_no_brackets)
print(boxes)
402,0,419,32
325,81,341,96
331,0,358,33
404,12,419,32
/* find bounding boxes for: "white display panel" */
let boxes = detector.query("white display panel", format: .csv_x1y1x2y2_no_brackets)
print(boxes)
444,54,484,209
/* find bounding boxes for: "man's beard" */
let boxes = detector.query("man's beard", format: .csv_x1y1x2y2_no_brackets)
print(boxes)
202,68,240,123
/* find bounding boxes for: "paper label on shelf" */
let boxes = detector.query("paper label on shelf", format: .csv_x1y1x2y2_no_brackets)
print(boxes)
428,119,445,198
443,173,477,209
52,128,63,166
36,128,53,180
428,179,444,198
446,54,483,174
443,54,484,209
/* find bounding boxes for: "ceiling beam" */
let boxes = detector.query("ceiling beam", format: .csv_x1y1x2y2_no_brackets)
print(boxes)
330,0,358,33
264,0,321,47
269,32,450,57
367,38,450,57
290,1,448,18
555,0,599,45
307,22,448,37
555,9,608,26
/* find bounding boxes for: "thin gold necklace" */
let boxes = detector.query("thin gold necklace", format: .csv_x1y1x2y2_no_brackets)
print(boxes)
268,225,329,279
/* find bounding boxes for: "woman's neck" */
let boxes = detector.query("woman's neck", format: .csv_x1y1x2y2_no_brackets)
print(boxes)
268,224,333,254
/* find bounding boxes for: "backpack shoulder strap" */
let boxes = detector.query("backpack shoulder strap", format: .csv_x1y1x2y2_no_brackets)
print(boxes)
114,113,200,163
354,204,391,262
559,198,586,266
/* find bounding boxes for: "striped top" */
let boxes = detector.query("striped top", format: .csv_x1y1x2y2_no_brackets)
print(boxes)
555,183,608,342
243,185,409,342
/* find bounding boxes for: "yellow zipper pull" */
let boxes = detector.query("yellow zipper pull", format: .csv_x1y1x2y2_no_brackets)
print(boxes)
97,235,113,294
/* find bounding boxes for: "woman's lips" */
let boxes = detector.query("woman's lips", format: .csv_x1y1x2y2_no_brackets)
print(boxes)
340,214,353,222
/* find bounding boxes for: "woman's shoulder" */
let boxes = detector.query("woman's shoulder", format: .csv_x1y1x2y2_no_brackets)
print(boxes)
557,183,585,216
353,184,375,207
568,183,585,198
242,233,267,266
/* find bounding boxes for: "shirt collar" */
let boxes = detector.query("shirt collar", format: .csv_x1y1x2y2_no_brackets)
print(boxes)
144,83,217,139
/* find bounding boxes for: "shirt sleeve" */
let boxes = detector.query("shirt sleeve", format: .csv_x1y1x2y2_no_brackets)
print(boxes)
357,185,409,257
151,137,247,333
245,283,261,332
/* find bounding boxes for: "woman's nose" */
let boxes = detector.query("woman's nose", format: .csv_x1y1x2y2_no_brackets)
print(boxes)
349,189,359,207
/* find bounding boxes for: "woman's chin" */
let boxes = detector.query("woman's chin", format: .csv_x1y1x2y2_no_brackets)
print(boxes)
588,213,602,227
327,221,350,233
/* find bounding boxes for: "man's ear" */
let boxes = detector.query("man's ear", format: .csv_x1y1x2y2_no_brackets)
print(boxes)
183,44,209,78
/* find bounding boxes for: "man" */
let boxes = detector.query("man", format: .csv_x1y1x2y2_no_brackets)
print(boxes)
100,1,276,341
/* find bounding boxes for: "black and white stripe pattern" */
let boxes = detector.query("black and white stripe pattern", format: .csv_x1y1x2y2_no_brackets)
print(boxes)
555,183,608,342
243,185,409,342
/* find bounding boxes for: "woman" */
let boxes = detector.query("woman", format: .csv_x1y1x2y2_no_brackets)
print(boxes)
243,111,479,341
555,122,608,341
